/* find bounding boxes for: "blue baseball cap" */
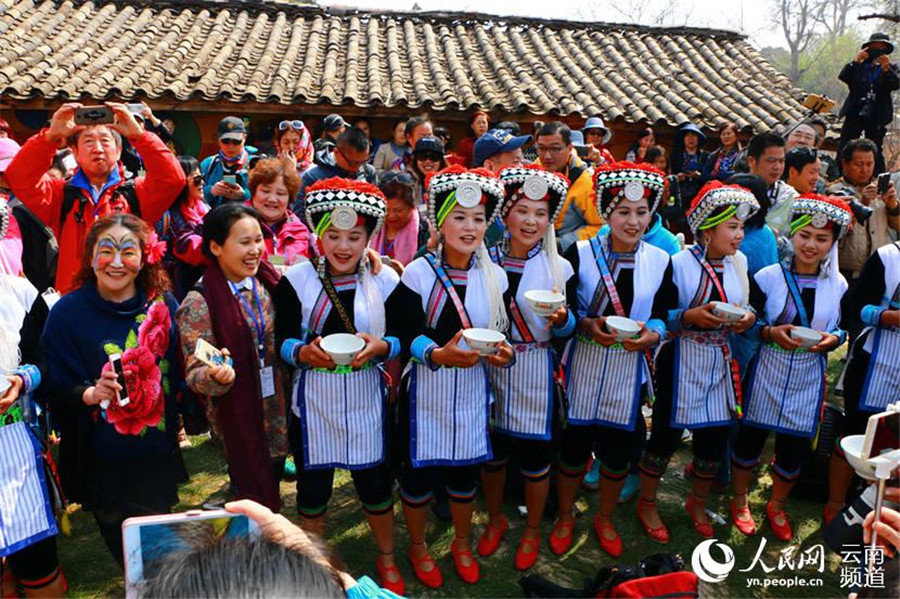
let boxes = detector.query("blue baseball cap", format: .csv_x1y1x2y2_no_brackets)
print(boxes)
473,129,533,167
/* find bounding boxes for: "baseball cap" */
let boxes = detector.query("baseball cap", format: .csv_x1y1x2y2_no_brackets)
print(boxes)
0,138,21,172
323,114,347,132
473,129,532,167
217,116,246,141
413,136,444,156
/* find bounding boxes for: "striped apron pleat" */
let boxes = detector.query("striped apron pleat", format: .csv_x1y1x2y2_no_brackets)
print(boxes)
409,362,492,467
0,422,57,557
294,367,385,471
743,345,826,437
859,328,900,411
488,343,554,440
564,337,644,430
671,335,736,429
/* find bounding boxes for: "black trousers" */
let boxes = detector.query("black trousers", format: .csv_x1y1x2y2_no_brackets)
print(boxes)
733,423,812,481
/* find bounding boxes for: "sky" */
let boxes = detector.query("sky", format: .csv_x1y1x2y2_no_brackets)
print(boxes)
321,0,788,48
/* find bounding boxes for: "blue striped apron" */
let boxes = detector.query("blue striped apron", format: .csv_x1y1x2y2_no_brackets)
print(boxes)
293,366,386,470
671,247,741,429
743,265,826,437
565,236,647,430
409,362,493,467
859,326,900,411
488,251,556,440
409,255,494,466
0,421,57,557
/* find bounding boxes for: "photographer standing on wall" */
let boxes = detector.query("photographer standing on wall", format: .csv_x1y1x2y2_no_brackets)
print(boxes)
838,32,900,175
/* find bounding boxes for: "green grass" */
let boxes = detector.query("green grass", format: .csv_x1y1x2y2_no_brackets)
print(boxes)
58,350,851,598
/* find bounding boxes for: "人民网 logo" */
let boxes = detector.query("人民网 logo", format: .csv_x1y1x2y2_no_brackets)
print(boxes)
692,539,736,583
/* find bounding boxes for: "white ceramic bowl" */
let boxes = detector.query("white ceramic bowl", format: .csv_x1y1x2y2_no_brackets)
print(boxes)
523,290,565,317
711,301,747,323
604,316,641,342
320,333,366,366
840,435,877,481
790,326,823,349
463,328,505,355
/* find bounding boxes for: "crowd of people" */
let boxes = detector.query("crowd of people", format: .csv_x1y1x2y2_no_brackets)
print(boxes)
0,31,899,599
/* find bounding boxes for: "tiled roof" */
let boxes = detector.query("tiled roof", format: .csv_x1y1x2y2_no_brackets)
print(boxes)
0,0,807,130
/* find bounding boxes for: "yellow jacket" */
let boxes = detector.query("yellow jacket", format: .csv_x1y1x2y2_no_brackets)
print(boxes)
539,152,604,251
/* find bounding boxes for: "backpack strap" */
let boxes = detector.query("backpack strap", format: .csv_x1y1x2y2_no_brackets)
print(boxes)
60,180,141,225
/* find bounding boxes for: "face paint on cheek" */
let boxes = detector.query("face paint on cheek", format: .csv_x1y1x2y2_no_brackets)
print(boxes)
119,240,142,272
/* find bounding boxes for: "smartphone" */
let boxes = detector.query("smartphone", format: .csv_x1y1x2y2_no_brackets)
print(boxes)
123,510,259,599
575,145,590,158
109,353,130,407
878,172,891,195
126,103,145,115
74,106,114,125
194,338,232,368
222,174,237,186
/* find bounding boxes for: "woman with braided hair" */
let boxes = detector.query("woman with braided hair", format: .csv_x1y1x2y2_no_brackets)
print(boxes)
273,177,404,595
731,194,852,541
385,165,514,588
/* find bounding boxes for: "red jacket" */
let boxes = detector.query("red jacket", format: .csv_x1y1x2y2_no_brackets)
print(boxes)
5,130,185,293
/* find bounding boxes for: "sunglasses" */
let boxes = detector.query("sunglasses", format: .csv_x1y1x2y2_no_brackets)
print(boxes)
380,171,414,185
416,152,443,162
220,138,243,145
279,120,305,131
192,174,203,186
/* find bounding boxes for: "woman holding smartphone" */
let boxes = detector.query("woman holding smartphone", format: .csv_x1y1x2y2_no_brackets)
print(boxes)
177,204,286,513
42,214,183,566
550,162,676,558
731,195,851,540
637,182,759,543
273,178,404,594
385,166,514,588
476,166,574,570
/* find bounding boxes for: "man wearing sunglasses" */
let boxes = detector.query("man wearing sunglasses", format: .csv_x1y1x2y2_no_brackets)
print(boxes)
200,116,253,208
293,127,377,216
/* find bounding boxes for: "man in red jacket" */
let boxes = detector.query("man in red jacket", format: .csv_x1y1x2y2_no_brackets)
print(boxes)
5,102,185,293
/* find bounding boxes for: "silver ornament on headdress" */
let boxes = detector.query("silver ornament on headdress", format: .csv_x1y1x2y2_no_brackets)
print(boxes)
455,181,482,208
623,181,645,202
330,205,358,230
811,212,829,229
522,175,549,200
735,202,751,220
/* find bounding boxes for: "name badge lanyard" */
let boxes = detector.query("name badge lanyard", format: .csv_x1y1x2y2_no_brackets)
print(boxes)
231,279,267,367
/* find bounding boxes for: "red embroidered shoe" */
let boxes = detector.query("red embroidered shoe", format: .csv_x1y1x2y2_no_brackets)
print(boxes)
685,495,714,539
593,513,622,558
451,539,480,584
515,534,541,571
375,557,406,596
767,500,793,541
476,515,508,557
636,497,669,544
409,549,443,589
549,517,576,555
730,500,757,536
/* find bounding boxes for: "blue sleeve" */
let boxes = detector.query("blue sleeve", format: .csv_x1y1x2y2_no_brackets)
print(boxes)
667,308,687,333
15,364,41,393
410,335,440,370
346,575,404,599
200,156,216,203
646,318,667,343
861,305,886,328
280,338,306,368
382,336,401,362
551,309,576,337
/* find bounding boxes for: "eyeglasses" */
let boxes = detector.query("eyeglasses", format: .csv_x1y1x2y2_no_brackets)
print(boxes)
279,120,305,131
380,171,414,186
536,145,567,156
220,138,243,145
336,145,367,169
